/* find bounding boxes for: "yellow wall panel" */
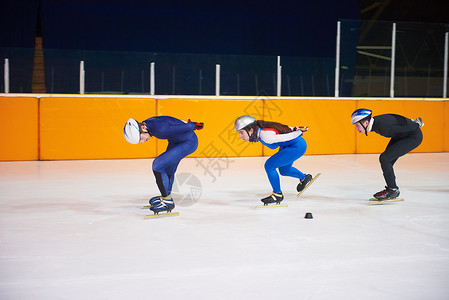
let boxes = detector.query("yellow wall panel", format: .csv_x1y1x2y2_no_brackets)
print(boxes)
157,98,264,157
40,97,157,160
445,101,449,152
0,95,447,161
263,99,357,156
0,97,38,161
356,100,444,154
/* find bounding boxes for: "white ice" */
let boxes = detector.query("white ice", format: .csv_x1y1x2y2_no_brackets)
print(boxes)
1,153,449,300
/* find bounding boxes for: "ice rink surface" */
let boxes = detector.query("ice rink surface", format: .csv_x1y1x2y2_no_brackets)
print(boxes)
1,153,448,300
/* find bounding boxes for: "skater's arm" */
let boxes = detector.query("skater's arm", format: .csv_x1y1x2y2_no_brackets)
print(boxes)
160,122,196,136
291,126,308,133
376,121,419,137
389,123,419,136
259,129,302,147
373,115,419,137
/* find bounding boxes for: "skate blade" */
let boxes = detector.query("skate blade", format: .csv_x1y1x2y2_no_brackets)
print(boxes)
368,198,404,204
255,204,288,209
144,212,179,218
141,205,152,209
297,173,321,197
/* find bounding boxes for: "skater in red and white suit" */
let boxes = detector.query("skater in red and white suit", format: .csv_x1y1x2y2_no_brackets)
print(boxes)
234,115,311,206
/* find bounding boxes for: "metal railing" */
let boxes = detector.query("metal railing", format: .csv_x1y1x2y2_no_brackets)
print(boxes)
2,20,448,97
337,20,449,98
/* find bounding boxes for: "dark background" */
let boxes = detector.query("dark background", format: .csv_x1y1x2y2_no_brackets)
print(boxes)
1,0,362,57
0,0,447,95
1,0,448,56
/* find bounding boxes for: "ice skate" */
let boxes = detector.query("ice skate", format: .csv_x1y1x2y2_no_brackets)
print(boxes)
149,195,162,206
373,186,400,200
145,196,178,218
150,196,175,214
261,192,284,206
296,173,321,197
369,197,404,204
297,174,312,192
141,195,162,209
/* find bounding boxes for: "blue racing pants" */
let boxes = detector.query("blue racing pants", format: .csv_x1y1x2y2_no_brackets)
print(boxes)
152,135,198,197
264,136,307,194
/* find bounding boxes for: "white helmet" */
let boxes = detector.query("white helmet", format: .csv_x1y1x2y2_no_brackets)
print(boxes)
234,115,256,131
123,118,141,144
351,109,372,124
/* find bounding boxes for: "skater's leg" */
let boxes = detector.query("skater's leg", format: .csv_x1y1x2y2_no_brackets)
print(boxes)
264,150,298,193
379,130,423,188
153,169,170,197
160,143,181,196
153,154,178,197
152,136,198,197
279,163,304,179
165,161,180,194
264,156,282,193
278,136,307,179
264,139,306,193
277,137,312,192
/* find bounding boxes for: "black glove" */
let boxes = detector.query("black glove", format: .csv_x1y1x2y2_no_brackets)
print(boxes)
188,119,204,130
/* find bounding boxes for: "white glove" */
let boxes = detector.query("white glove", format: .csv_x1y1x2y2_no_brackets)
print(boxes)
413,117,424,128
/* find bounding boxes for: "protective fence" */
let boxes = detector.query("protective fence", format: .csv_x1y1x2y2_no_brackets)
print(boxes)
1,20,447,97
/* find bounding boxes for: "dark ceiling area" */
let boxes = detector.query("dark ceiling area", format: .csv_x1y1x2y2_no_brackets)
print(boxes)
361,0,449,23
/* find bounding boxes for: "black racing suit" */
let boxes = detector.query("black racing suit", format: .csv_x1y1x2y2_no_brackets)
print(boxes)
371,114,423,189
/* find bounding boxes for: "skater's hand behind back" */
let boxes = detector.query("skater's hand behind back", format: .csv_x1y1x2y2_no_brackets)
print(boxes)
188,119,204,130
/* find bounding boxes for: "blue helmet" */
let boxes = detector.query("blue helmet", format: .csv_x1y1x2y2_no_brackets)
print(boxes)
351,109,372,124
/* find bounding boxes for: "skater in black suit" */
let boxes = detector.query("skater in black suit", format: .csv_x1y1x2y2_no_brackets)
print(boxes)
351,109,424,200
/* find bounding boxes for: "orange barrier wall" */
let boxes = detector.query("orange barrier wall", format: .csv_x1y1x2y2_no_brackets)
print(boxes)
0,97,39,160
39,97,157,160
442,101,449,152
157,98,264,158
261,98,357,156
355,100,446,153
0,95,447,161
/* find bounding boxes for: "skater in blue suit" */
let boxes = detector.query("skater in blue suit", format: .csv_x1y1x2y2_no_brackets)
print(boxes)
234,115,311,205
124,116,203,213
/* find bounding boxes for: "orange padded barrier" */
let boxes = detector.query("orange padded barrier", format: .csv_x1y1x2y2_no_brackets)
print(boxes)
39,97,157,160
355,100,445,153
157,98,264,158
263,98,357,156
445,101,449,152
0,97,39,160
0,95,447,161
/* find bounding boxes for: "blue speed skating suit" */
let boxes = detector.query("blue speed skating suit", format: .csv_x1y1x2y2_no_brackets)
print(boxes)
257,127,307,194
142,116,198,197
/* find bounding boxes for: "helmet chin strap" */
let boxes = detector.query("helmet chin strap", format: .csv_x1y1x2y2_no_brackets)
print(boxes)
360,121,368,136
